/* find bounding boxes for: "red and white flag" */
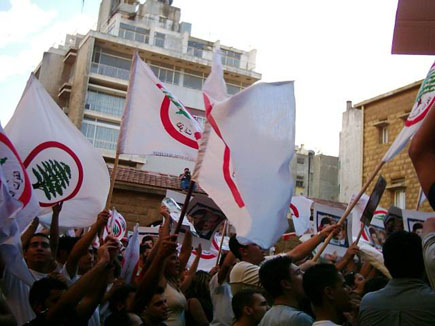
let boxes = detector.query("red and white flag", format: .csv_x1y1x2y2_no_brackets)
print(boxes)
290,196,313,236
193,51,296,249
383,61,435,162
5,74,110,228
0,123,39,228
119,52,202,161
104,208,127,241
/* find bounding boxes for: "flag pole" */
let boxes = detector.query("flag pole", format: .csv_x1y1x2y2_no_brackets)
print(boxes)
354,226,364,245
416,187,423,211
104,52,138,211
174,180,196,234
312,160,385,262
215,220,228,267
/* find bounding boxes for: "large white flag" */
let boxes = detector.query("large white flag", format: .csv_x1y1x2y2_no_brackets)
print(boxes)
5,74,110,228
383,61,435,162
0,123,39,229
193,52,295,249
119,52,202,161
290,196,313,236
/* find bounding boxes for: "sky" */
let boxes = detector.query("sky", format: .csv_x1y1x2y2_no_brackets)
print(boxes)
0,0,433,156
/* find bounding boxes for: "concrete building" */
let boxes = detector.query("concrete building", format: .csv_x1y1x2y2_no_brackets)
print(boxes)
342,80,432,211
338,100,362,203
34,0,261,226
290,145,339,201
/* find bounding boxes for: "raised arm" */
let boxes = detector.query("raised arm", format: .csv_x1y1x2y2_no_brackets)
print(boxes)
131,234,178,313
50,202,62,260
20,217,39,250
217,251,236,284
47,237,118,323
181,243,201,292
335,242,359,271
179,230,192,273
289,224,338,262
65,210,109,278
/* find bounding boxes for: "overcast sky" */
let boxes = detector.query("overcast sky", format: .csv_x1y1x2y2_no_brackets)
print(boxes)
0,0,433,156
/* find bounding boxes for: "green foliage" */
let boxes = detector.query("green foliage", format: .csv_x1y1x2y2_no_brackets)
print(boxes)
32,159,72,200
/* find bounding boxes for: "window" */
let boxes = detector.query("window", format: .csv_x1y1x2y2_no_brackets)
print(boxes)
154,32,165,48
85,90,125,117
394,189,406,209
150,64,180,85
91,47,131,80
187,40,204,58
379,126,388,144
227,83,242,95
183,69,205,90
81,118,119,151
297,157,305,164
119,23,150,43
221,49,241,68
296,176,304,188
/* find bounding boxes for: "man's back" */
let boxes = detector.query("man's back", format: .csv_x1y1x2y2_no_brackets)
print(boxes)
259,305,313,326
359,278,435,326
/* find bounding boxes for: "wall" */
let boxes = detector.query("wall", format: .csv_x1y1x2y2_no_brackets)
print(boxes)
338,102,362,203
361,83,432,211
311,155,340,201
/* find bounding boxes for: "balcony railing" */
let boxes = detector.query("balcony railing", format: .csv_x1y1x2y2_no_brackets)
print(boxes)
91,62,130,80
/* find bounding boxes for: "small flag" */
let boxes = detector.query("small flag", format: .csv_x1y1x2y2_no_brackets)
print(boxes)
289,196,313,236
121,223,140,284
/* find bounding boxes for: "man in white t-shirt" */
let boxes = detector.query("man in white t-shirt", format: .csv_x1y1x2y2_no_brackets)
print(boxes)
302,264,353,326
258,255,313,326
229,225,338,295
210,251,238,326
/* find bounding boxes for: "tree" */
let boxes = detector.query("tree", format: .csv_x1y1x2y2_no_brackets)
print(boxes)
32,159,72,200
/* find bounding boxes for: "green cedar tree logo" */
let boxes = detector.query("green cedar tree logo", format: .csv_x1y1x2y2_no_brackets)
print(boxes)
32,159,72,200
0,157,7,165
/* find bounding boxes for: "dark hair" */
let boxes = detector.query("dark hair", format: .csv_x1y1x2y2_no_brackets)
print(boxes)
140,243,152,254
29,277,68,312
58,236,79,252
320,217,332,227
232,289,259,321
412,223,423,232
344,272,356,288
24,233,50,250
229,235,246,259
185,271,213,322
303,264,340,306
140,286,166,308
141,236,154,245
108,285,136,313
259,255,293,298
383,231,424,278
362,276,389,296
105,312,137,326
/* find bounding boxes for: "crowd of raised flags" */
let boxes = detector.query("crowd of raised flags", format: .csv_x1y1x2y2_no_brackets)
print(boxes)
0,49,434,325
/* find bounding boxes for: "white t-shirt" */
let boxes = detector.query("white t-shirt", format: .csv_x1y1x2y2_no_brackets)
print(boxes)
259,305,314,326
209,273,233,326
313,321,340,326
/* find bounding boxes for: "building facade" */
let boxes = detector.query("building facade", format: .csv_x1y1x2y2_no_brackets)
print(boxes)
34,0,261,226
290,145,339,201
338,100,363,203
348,80,431,211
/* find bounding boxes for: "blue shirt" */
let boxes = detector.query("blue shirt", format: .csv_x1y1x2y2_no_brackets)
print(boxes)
359,278,435,326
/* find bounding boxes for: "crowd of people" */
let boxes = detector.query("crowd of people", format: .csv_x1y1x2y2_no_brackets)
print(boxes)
0,73,435,326
0,200,434,326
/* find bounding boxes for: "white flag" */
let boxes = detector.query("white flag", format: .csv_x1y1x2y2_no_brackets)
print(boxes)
193,51,295,249
383,61,435,162
0,123,39,228
103,208,127,241
121,223,140,284
5,74,110,228
0,165,21,220
290,196,313,236
188,248,217,272
119,52,202,161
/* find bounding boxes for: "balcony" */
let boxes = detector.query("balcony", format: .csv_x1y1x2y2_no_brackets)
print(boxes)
90,62,130,81
58,82,72,99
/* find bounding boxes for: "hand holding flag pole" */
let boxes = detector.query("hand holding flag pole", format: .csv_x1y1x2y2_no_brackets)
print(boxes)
215,220,228,267
173,180,196,235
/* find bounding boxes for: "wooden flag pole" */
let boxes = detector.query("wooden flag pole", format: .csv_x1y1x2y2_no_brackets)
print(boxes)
312,160,385,262
215,220,228,267
354,226,364,245
105,153,120,210
416,187,423,211
174,180,196,235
